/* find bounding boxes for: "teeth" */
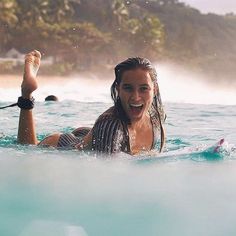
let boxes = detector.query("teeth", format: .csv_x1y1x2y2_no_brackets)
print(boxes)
130,104,143,108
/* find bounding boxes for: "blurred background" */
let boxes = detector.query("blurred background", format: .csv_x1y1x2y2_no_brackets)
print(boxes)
0,0,236,88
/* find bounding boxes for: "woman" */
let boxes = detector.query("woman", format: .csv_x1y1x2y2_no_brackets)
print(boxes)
17,50,166,155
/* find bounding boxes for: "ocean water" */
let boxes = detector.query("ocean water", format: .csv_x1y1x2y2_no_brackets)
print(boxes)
0,71,236,236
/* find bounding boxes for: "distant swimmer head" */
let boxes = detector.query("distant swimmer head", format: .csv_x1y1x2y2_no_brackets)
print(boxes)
45,95,59,102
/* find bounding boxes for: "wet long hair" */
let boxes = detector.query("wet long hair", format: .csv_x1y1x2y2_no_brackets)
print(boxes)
110,57,166,152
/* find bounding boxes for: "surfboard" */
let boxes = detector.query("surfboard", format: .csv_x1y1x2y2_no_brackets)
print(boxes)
134,138,228,162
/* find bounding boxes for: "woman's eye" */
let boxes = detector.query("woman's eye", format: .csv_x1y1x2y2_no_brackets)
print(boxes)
140,87,149,92
123,86,132,91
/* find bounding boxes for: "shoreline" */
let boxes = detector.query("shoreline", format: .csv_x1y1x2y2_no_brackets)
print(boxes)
0,73,110,89
0,75,22,88
0,74,70,88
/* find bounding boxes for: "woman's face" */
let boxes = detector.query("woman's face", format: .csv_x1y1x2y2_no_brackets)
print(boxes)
117,68,154,122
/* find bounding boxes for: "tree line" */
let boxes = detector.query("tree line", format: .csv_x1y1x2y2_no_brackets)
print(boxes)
0,0,236,81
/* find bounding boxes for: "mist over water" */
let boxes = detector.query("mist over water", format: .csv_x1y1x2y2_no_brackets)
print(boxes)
157,64,236,105
38,78,111,103
1,64,235,105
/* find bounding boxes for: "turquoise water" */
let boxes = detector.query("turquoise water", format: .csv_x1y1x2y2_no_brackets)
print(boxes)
0,99,235,236
0,71,236,236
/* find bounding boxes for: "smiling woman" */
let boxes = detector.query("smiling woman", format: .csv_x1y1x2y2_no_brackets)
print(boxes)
17,50,166,155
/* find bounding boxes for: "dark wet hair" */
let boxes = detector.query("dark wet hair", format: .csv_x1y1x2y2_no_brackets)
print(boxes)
110,57,166,152
45,95,59,102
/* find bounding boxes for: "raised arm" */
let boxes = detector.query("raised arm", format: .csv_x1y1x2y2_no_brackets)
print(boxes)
17,50,41,145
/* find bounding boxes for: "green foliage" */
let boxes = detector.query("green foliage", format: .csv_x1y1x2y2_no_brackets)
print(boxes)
0,0,165,73
5,0,113,70
72,0,165,60
0,0,18,51
128,15,165,59
1,0,236,80
0,0,18,25
134,0,236,80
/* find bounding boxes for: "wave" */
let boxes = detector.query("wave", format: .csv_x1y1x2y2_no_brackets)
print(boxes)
157,63,236,105
0,64,235,105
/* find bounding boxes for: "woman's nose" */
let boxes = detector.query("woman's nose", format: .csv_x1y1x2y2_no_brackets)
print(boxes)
131,90,140,100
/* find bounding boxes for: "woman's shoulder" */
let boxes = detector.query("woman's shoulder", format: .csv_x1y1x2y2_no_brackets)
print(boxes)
96,106,120,122
93,106,126,135
92,106,129,154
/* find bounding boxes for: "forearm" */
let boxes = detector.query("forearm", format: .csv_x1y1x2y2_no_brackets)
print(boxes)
17,92,38,145
17,108,38,145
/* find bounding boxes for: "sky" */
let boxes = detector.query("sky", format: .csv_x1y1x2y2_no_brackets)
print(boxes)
182,0,236,14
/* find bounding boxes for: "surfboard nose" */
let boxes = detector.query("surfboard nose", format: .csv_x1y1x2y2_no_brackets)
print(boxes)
213,138,225,153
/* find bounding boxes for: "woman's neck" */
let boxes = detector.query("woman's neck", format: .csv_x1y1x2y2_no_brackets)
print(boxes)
128,113,150,130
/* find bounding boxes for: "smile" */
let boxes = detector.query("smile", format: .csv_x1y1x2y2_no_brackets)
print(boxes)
129,103,144,109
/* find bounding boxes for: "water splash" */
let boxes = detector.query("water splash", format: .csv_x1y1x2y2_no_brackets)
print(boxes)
157,63,236,105
1,65,236,105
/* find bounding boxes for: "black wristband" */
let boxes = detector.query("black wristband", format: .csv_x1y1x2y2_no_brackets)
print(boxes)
17,96,35,110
